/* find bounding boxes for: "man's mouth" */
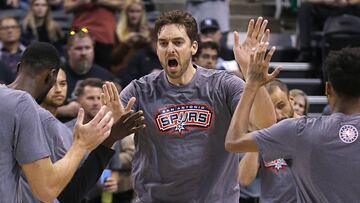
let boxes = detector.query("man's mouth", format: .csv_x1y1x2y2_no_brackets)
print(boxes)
167,58,179,69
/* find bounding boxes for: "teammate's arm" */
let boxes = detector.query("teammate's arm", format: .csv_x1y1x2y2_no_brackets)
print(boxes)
22,107,113,202
226,43,280,152
238,153,259,186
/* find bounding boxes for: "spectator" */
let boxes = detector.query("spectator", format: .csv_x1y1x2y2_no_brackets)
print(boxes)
22,0,64,50
117,28,160,88
199,18,234,61
64,0,123,69
112,0,150,76
0,16,26,77
289,89,309,116
186,0,230,33
65,78,120,203
58,30,116,119
193,40,220,70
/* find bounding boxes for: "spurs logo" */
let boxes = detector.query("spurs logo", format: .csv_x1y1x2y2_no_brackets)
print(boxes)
264,158,288,172
155,104,213,133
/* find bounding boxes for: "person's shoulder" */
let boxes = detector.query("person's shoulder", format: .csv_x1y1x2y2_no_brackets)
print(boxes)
37,106,57,122
65,118,77,130
131,69,164,87
0,87,34,105
91,64,115,79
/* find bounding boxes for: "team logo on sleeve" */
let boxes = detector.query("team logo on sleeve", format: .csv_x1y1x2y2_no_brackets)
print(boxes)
339,125,358,144
155,104,213,133
264,158,288,173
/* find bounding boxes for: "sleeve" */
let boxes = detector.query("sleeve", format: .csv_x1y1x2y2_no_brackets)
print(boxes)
223,72,245,114
120,81,139,111
57,145,115,203
252,117,306,162
14,94,50,164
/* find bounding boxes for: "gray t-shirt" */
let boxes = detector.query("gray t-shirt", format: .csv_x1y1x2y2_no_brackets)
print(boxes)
259,156,296,203
121,66,244,202
253,113,360,203
21,106,73,203
0,86,50,203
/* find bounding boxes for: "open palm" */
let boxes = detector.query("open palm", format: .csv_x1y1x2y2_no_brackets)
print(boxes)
233,17,269,80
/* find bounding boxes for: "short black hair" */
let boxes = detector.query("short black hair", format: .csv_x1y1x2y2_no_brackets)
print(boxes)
325,47,360,98
155,10,198,43
20,42,61,73
266,79,289,95
193,41,219,58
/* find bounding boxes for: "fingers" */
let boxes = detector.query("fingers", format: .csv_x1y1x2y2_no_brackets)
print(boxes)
91,106,107,124
101,93,106,105
233,31,240,48
123,110,144,126
251,16,263,39
129,124,146,134
102,117,114,138
125,97,136,112
257,19,268,42
98,111,113,129
246,19,255,38
261,29,270,44
269,66,282,80
111,82,120,102
102,84,111,103
107,82,115,101
264,46,276,65
75,108,85,127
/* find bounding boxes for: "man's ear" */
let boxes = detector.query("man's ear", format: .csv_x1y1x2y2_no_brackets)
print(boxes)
191,41,198,56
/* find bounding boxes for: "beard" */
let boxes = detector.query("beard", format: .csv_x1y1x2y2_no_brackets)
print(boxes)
74,59,92,75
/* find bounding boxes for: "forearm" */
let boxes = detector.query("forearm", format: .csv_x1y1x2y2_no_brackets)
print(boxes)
238,152,259,187
56,101,80,118
58,145,115,203
226,85,259,152
250,86,276,129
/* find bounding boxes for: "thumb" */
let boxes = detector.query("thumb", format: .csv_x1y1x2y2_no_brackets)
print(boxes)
125,97,136,112
75,108,85,127
269,66,281,81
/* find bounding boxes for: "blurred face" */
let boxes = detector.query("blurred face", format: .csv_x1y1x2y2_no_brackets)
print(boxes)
43,69,67,107
194,48,217,69
0,18,21,44
200,30,222,44
78,86,102,119
67,36,94,75
32,0,48,18
157,24,197,79
290,95,306,116
127,3,143,26
269,87,294,122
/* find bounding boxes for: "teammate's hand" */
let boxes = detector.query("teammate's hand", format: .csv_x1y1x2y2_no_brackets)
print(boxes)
101,82,145,146
233,17,269,80
101,81,134,123
247,42,280,89
73,106,114,151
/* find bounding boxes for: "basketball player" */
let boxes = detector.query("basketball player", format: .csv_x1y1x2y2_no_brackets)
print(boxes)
226,44,360,202
111,10,276,202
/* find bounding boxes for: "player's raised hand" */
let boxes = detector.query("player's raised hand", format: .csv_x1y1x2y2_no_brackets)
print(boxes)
101,82,145,145
73,106,114,151
247,42,281,89
101,81,135,123
233,17,269,79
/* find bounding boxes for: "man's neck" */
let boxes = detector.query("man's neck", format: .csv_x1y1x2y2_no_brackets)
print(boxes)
167,63,196,86
332,97,360,115
8,75,39,99
41,102,57,116
3,42,20,54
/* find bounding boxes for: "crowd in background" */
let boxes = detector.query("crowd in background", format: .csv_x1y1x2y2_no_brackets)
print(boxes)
2,0,358,202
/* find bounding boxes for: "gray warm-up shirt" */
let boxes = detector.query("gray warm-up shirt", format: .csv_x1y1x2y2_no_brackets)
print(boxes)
121,66,244,202
253,113,360,203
